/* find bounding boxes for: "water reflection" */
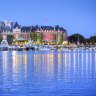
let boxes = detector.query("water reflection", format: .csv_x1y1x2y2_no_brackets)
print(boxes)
0,50,96,96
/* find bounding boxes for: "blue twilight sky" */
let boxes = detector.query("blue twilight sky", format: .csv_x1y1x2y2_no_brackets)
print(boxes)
0,0,96,38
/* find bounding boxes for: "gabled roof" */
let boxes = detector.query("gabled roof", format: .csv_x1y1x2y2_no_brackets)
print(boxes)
13,22,20,29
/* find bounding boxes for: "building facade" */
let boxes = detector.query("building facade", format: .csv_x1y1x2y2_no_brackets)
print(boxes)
0,21,68,45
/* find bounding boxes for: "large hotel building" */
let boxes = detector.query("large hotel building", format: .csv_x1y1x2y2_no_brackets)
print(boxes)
0,20,68,45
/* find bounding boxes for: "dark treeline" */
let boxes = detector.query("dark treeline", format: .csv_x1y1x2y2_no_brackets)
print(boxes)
68,33,96,45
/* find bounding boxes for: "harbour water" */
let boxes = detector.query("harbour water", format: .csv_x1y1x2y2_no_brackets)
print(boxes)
0,49,96,96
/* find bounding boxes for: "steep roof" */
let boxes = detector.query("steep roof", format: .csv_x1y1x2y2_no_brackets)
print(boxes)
13,22,20,29
41,26,54,31
55,25,67,33
21,26,31,32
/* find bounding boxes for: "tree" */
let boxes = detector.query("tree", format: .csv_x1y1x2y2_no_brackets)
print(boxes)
30,32,42,42
85,38,90,44
0,36,3,43
30,32,36,41
7,35,14,45
68,33,85,44
90,36,96,44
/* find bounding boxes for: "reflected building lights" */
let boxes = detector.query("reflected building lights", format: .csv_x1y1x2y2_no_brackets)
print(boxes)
81,52,84,77
94,52,96,78
2,51,12,89
85,52,88,76
95,52,96,70
81,52,84,66
1,50,96,88
58,54,62,80
89,52,92,73
23,54,27,65
63,52,68,80
68,52,72,80
47,54,54,77
34,54,40,76
62,53,65,80
42,54,47,79
78,52,80,68
2,51,8,77
68,52,71,70
2,51,8,66
12,51,19,81
34,54,38,65
23,53,28,78
34,54,39,75
73,51,76,74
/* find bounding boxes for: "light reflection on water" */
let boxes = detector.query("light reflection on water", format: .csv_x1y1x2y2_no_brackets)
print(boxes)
0,50,96,96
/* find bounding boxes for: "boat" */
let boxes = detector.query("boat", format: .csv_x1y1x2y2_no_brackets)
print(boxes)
37,45,50,50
